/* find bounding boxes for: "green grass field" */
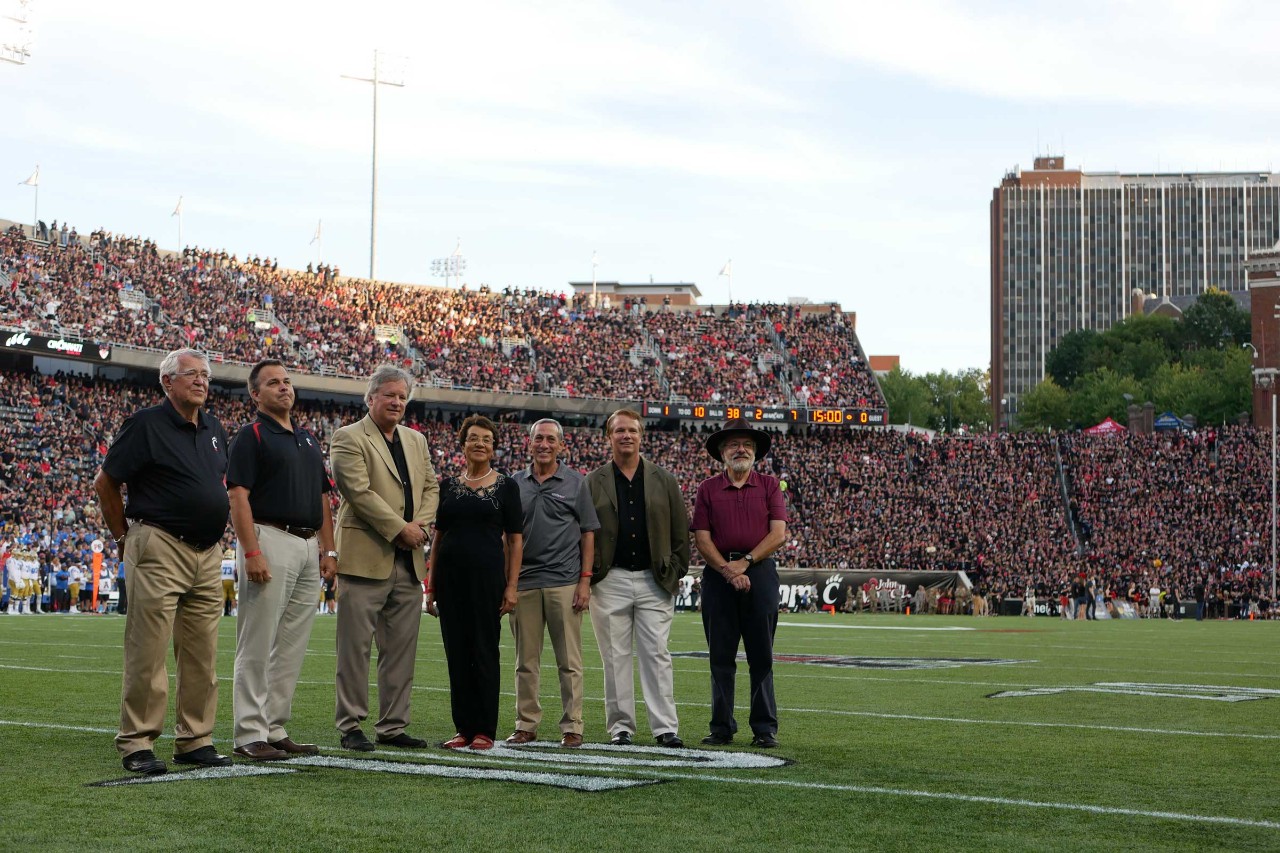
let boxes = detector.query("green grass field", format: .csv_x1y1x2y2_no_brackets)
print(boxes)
1,610,1277,852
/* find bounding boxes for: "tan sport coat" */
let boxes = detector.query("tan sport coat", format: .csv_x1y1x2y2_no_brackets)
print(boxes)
330,415,439,580
585,456,690,595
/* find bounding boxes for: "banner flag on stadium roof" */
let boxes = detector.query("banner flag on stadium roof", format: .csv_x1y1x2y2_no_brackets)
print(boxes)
719,260,732,277
171,196,183,217
310,220,322,244
18,166,37,186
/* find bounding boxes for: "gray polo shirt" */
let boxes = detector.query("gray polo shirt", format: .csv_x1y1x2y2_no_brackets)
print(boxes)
514,463,601,591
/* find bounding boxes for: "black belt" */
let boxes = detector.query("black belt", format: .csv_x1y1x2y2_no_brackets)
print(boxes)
260,520,318,540
131,519,219,552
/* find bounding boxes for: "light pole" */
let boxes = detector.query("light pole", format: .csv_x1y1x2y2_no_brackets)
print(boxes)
430,240,466,289
1253,365,1278,604
342,49,404,282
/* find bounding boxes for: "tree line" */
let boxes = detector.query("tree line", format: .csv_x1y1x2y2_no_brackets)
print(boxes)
878,290,1253,433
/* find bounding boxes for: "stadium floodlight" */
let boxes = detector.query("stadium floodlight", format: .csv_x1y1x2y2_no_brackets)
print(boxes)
17,164,36,234
430,239,466,288
1254,365,1279,604
342,49,404,282
0,0,33,66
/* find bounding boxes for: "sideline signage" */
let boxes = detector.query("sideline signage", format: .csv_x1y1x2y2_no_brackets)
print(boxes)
2,329,113,362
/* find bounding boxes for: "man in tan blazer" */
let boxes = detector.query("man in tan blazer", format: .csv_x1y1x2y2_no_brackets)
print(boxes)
584,408,690,747
330,365,439,751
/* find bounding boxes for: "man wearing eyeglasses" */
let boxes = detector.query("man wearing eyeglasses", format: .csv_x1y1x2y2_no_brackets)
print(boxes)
94,348,233,775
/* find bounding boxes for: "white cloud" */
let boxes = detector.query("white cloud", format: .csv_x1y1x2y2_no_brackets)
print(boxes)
791,0,1280,108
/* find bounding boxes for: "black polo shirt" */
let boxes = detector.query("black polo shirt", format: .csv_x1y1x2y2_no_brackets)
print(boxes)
102,398,230,550
227,413,331,528
612,462,650,571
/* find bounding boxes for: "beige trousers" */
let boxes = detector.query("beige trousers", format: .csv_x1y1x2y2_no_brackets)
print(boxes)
115,525,222,757
334,560,423,737
509,583,584,736
589,569,678,739
232,524,321,746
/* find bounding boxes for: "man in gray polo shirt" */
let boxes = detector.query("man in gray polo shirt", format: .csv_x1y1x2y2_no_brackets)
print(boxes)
507,419,600,748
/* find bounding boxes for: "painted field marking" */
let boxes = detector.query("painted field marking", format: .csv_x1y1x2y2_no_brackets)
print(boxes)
91,765,294,787
989,682,1280,702
287,755,657,791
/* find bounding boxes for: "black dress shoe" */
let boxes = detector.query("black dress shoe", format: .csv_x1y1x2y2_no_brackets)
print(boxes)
340,728,375,752
173,746,233,767
751,733,779,749
655,732,684,748
122,749,167,775
610,731,633,745
701,733,733,746
376,732,427,748
269,737,320,755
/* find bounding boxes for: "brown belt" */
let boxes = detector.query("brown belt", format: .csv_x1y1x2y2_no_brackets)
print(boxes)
260,520,318,540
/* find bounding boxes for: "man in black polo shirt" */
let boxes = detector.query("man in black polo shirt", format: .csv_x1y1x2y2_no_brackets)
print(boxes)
94,348,232,775
227,359,338,761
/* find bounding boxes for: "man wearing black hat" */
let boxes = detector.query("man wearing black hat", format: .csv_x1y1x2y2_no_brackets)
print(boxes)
691,419,787,748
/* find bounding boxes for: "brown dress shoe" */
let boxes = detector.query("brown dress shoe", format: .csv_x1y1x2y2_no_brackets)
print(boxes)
268,737,320,755
560,732,584,748
505,730,537,744
233,741,289,761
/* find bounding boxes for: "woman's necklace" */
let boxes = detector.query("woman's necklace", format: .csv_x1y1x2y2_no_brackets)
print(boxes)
462,467,492,482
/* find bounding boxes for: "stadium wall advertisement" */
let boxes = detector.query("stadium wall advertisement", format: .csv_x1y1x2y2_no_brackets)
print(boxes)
686,569,970,610
2,329,112,362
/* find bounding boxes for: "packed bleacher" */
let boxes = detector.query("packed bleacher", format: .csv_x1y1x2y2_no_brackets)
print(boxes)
1,222,1274,618
0,366,1274,618
0,223,884,408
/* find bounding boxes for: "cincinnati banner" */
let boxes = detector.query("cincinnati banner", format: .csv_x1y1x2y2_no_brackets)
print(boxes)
2,329,113,362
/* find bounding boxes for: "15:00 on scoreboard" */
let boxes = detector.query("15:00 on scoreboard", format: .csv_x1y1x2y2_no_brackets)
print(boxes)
641,402,887,426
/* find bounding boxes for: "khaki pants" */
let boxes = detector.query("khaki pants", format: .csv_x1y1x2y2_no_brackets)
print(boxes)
589,569,678,739
509,584,584,736
334,560,422,737
116,525,222,757
233,524,321,746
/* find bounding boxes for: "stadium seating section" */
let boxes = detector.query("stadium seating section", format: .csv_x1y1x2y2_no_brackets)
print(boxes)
0,225,1272,615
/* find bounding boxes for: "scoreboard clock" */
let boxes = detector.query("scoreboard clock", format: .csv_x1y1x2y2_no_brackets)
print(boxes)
640,402,887,427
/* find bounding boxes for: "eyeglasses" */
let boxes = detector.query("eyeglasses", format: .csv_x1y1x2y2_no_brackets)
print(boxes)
173,369,211,380
464,435,494,446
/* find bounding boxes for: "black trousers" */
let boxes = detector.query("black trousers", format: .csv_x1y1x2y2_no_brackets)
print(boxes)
700,559,779,737
437,560,504,739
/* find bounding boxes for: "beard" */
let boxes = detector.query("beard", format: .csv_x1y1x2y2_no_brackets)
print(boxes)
728,457,753,475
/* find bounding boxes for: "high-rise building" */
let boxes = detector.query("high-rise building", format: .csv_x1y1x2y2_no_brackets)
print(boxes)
990,154,1280,427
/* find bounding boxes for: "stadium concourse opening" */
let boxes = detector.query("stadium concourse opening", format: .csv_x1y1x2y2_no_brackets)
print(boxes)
0,220,1274,617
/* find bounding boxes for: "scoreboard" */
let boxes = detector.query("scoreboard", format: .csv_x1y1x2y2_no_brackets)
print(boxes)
641,402,887,427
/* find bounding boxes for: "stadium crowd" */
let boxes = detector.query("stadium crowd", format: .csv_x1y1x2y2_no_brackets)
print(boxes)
1,366,1274,619
1,221,1273,618
0,223,882,408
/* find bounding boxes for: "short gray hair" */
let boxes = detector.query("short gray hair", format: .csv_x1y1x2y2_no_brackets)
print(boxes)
158,348,210,389
365,364,414,404
528,418,564,440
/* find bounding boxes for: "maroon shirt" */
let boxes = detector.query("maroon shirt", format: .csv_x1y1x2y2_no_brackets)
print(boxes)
691,470,787,555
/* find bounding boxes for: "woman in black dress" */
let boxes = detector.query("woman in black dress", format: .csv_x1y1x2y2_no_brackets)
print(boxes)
425,415,522,750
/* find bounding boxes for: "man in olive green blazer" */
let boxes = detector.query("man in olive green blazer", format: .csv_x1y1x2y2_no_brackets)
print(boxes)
584,408,690,747
330,365,439,751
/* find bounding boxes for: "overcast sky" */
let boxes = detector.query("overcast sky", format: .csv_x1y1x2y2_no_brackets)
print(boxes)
4,0,1280,373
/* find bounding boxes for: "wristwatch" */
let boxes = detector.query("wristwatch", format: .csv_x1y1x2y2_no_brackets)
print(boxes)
322,550,339,560
743,553,755,566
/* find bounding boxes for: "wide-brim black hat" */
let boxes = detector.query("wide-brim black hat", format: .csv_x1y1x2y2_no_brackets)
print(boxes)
706,418,771,462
